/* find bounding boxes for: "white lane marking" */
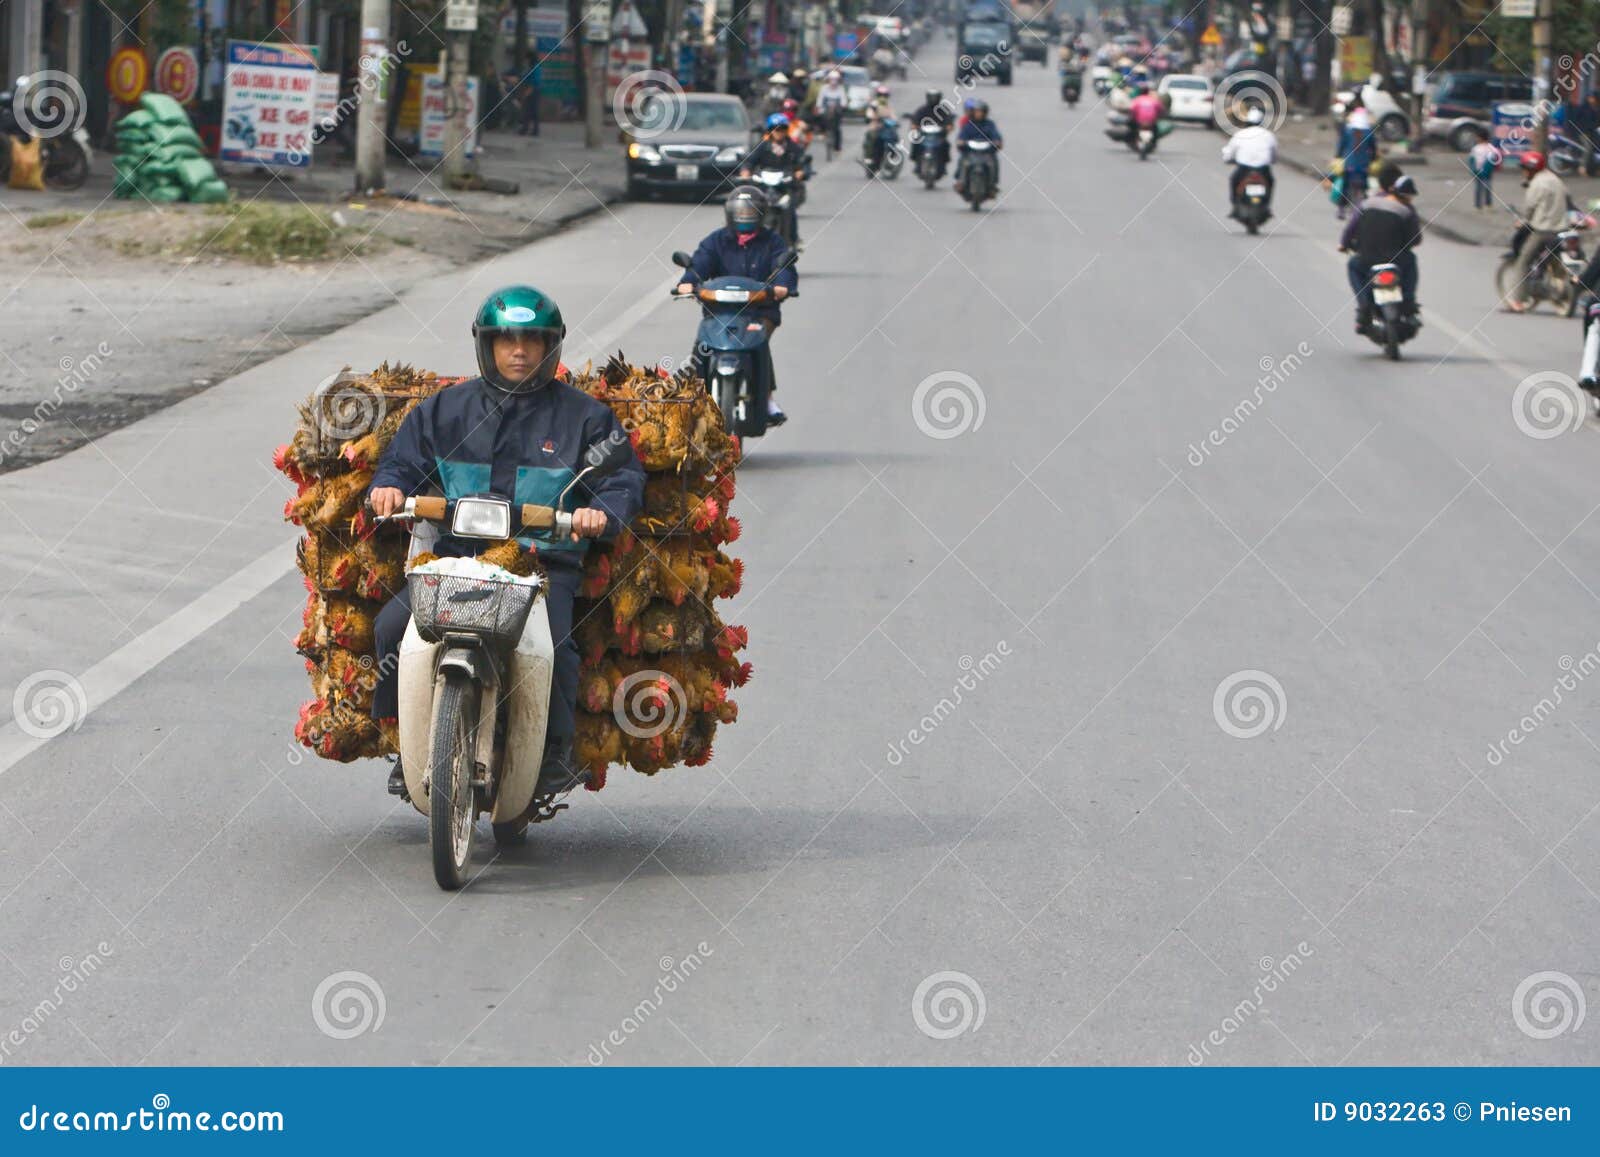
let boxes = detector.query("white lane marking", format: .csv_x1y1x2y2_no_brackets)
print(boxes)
0,538,297,776
568,275,675,364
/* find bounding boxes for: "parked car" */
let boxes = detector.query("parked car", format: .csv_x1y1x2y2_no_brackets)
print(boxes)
1424,71,1535,151
625,94,750,201
1158,73,1215,123
1331,81,1410,142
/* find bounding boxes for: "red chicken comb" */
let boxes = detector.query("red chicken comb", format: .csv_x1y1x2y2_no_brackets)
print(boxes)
585,767,608,791
722,515,742,543
685,743,713,766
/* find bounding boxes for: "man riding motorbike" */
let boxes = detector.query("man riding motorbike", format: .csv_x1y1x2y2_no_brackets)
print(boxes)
368,286,646,797
1338,170,1422,334
1507,150,1570,313
740,112,810,240
673,187,799,425
1221,106,1277,217
954,99,1002,193
910,87,953,179
863,83,897,173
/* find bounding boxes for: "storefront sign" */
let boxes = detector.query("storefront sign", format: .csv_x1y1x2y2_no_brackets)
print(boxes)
155,47,199,104
221,40,317,168
108,47,149,104
419,74,479,158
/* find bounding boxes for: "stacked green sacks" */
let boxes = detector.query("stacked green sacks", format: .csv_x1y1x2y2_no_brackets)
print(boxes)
113,93,229,204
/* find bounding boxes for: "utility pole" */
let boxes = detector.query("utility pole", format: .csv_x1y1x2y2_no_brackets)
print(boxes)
442,0,477,184
1408,0,1428,155
354,0,390,193
1532,0,1555,153
584,0,611,149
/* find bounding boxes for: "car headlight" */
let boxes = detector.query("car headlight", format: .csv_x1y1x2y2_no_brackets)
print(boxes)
628,142,661,162
715,146,743,164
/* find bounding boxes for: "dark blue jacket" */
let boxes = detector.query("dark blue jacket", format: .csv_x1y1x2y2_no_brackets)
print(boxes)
958,117,1002,145
682,226,798,325
370,376,645,563
1337,123,1377,173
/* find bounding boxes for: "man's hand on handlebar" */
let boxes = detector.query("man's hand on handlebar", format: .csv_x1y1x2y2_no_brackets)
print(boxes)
772,286,789,300
675,282,695,295
370,487,405,517
569,507,608,541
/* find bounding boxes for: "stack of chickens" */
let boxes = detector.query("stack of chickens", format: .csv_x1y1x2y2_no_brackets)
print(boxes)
275,357,751,787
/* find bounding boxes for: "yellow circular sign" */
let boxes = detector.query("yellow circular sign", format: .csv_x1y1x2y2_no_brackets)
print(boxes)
107,47,149,104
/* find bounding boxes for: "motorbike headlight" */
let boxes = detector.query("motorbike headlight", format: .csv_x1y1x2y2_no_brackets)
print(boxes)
451,496,512,540
628,142,661,162
715,356,741,376
715,146,743,164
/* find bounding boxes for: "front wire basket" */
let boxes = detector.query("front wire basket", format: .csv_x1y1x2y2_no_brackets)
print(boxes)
408,572,541,647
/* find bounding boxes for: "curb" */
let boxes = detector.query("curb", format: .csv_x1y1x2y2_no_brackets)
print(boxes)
1277,152,1483,247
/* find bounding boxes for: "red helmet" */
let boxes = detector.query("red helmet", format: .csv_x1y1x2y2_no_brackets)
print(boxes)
782,98,799,114
1520,150,1547,174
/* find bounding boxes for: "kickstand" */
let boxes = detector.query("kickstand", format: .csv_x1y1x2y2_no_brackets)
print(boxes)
527,793,570,824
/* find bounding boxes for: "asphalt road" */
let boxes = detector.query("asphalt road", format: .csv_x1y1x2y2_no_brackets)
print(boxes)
1,42,1598,1067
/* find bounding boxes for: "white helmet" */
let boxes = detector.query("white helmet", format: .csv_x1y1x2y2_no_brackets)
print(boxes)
1244,107,1264,126
770,72,788,85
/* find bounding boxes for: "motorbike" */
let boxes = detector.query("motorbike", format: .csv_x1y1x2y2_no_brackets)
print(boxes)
1232,169,1272,234
378,437,637,890
958,139,998,210
1497,210,1592,316
752,167,800,247
1549,131,1600,177
1136,123,1157,160
0,75,91,191
1061,68,1083,106
912,127,948,188
1579,298,1600,403
861,117,903,179
1362,262,1421,361
671,250,797,439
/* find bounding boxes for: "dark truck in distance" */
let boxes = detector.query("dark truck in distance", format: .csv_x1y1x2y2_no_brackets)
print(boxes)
957,20,1015,85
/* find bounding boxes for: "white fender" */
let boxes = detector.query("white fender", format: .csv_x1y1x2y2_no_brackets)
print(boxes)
395,600,554,822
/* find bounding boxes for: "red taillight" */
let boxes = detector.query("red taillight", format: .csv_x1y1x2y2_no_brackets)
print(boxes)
1374,269,1399,288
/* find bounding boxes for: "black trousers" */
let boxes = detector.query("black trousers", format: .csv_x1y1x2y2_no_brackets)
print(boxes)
371,557,583,744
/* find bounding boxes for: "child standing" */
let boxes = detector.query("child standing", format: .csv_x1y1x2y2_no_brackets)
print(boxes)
1469,127,1499,210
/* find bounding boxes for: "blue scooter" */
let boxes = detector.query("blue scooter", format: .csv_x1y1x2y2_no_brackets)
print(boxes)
670,252,797,439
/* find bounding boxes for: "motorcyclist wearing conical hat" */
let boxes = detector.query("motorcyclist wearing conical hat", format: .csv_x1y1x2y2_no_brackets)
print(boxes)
368,285,645,795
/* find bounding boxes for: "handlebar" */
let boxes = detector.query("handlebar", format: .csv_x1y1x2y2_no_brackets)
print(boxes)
374,495,572,537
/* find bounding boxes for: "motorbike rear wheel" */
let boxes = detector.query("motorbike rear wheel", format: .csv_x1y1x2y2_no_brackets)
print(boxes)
1549,263,1576,314
1496,257,1531,310
428,670,481,890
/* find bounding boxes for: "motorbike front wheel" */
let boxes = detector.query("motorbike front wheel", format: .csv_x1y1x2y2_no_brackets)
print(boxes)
1549,263,1576,314
428,669,482,890
1496,257,1531,309
715,372,741,435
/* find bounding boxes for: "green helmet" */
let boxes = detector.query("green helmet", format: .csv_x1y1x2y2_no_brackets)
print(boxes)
471,285,566,392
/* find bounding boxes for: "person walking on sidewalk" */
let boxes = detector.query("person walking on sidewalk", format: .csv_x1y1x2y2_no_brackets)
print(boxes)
1571,93,1600,177
1468,126,1498,211
519,60,542,137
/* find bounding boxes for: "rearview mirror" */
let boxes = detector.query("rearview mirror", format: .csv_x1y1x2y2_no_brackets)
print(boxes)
671,251,692,269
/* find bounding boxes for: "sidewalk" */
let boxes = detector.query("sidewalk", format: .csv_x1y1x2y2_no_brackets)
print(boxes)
0,121,628,235
1274,113,1600,247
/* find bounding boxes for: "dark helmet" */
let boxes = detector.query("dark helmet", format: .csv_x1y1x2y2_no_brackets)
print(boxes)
1390,173,1419,198
724,185,765,235
472,285,565,393
924,88,942,106
972,100,989,116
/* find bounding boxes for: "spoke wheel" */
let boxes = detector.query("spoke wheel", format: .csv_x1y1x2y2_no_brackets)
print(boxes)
428,671,481,890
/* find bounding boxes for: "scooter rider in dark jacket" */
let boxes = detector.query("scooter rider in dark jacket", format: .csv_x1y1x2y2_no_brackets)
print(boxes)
740,113,810,240
955,100,1003,191
673,186,799,425
1338,170,1422,334
367,285,646,797
911,87,954,176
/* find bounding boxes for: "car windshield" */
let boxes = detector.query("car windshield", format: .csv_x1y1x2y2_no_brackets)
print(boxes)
1167,78,1207,91
962,25,1007,47
841,67,869,86
677,101,748,132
